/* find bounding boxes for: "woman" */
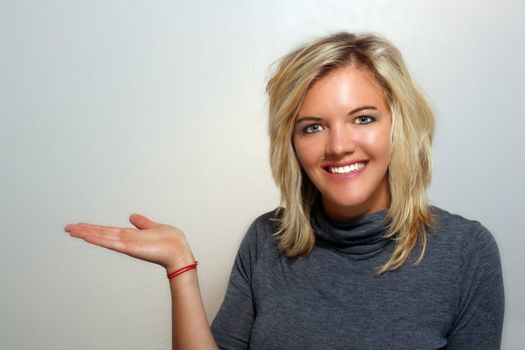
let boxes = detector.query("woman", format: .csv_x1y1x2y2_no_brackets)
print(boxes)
65,32,504,349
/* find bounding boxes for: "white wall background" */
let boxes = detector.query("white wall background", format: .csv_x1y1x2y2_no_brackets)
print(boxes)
1,0,523,349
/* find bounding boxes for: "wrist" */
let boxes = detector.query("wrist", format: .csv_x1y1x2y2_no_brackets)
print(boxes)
165,252,197,274
167,261,198,280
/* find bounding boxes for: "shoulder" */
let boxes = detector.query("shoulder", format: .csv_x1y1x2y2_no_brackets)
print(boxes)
249,208,282,232
244,208,282,240
236,208,282,259
429,206,500,261
430,208,504,347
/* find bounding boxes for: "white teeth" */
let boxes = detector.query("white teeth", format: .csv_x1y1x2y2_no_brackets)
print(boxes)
328,163,365,174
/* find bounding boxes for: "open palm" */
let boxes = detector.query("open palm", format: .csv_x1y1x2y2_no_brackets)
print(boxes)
65,214,193,272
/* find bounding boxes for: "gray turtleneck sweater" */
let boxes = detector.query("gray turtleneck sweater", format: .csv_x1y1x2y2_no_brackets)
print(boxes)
210,206,504,349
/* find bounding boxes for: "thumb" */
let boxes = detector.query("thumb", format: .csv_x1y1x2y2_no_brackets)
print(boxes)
129,213,158,230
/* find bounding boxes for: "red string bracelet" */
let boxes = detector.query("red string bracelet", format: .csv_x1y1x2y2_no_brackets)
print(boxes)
167,262,199,280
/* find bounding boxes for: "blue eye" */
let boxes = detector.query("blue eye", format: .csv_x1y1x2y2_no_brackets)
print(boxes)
356,116,374,124
303,124,324,134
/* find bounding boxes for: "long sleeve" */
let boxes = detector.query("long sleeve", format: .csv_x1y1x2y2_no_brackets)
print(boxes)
210,207,505,349
210,218,264,349
447,222,505,349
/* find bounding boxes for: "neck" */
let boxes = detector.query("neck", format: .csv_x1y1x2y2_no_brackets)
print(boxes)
321,192,390,223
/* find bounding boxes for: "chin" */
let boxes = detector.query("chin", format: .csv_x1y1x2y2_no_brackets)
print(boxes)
321,189,387,219
327,191,370,208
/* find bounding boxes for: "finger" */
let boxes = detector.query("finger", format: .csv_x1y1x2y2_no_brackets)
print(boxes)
64,222,122,233
66,224,126,240
83,232,128,253
129,213,157,230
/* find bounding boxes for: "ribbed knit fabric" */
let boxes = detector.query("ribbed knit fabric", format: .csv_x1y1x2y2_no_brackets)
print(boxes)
311,203,391,257
211,206,504,349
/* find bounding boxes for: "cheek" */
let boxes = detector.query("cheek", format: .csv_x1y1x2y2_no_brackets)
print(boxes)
361,130,392,160
293,138,317,167
292,137,301,158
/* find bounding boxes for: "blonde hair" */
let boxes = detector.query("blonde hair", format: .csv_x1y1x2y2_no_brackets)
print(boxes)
266,32,435,273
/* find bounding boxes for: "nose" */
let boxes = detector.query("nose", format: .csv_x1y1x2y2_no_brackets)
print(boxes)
325,125,356,158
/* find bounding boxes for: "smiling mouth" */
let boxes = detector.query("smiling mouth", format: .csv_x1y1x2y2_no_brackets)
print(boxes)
326,162,366,174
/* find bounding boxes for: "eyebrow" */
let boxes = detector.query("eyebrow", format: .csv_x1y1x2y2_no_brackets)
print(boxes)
295,105,378,124
349,105,377,115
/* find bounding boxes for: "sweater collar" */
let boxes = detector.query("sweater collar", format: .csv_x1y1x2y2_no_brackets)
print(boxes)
311,202,392,256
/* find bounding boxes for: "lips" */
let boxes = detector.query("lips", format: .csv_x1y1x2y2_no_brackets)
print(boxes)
326,162,366,174
323,161,367,175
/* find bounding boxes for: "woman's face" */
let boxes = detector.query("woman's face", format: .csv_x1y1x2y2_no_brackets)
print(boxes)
293,64,392,222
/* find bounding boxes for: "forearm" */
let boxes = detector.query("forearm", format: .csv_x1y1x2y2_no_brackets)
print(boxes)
65,215,217,348
169,266,218,350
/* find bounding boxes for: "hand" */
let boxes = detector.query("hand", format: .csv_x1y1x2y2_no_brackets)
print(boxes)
65,214,195,273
